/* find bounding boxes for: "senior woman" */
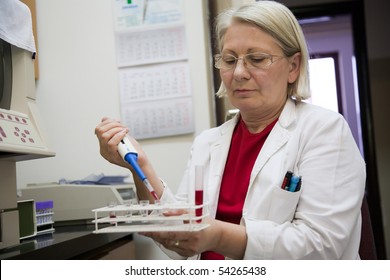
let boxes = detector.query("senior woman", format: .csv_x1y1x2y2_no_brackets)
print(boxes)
95,0,365,259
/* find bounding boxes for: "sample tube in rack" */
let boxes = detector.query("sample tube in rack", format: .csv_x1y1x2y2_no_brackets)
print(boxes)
195,165,204,223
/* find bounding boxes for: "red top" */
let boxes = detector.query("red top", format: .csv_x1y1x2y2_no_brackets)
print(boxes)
201,118,277,260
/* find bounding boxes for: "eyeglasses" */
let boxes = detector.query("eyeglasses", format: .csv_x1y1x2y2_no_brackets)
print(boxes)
214,52,285,70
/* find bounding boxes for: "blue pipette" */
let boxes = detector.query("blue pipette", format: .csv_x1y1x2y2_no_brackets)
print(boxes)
118,137,159,201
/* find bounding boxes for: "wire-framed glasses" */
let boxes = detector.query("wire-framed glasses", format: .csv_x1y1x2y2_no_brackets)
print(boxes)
214,52,285,70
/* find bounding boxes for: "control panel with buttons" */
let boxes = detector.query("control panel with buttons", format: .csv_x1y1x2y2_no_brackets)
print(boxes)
0,108,45,151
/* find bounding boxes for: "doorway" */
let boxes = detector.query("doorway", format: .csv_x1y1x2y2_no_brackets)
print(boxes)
307,52,342,114
292,1,385,259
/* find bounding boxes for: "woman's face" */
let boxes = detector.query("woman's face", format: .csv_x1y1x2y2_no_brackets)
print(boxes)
220,21,299,119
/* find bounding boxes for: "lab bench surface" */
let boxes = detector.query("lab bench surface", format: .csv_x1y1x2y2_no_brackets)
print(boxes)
0,224,134,260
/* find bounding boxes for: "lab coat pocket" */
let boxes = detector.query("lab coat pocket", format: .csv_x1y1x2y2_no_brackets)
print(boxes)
267,186,301,224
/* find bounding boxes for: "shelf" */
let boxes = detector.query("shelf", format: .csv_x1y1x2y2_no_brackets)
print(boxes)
36,227,55,236
37,221,54,227
36,212,54,217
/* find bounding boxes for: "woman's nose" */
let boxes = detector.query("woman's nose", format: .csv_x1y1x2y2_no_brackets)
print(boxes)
233,58,250,79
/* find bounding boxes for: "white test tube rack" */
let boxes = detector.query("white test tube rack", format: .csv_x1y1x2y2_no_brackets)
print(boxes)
91,202,209,234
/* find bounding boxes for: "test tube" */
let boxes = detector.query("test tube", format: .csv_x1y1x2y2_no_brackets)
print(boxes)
125,201,133,219
108,201,117,225
139,200,150,217
195,165,204,223
154,200,163,216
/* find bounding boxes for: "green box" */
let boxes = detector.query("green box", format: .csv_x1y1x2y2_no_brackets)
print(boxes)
17,199,37,239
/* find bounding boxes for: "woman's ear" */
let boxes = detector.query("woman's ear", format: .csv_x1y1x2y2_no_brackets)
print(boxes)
288,52,301,84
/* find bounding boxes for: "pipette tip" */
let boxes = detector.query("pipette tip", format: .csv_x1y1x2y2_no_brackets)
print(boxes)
151,190,160,202
144,178,160,201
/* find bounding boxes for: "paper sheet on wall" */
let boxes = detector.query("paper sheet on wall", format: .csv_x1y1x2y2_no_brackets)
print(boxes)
112,0,183,30
112,0,145,29
115,24,187,67
112,0,193,139
119,62,194,139
143,0,183,25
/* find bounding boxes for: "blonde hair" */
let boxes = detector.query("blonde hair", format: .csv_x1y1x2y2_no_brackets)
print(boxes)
215,0,311,100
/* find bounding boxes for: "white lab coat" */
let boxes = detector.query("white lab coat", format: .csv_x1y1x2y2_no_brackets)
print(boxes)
159,98,366,259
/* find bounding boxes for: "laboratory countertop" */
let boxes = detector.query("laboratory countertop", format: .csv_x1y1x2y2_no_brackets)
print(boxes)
0,223,133,260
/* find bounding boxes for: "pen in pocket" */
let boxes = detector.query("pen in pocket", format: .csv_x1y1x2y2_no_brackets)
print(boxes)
281,171,293,190
288,175,300,192
281,171,302,192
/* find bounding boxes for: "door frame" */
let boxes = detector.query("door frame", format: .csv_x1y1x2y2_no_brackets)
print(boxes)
291,0,385,259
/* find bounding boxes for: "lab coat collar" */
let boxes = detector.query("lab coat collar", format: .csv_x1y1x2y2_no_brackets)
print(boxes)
208,98,296,179
278,98,296,128
206,99,297,216
206,115,238,217
218,97,297,132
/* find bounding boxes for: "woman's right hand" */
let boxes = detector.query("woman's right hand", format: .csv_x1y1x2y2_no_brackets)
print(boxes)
95,117,164,201
95,117,137,169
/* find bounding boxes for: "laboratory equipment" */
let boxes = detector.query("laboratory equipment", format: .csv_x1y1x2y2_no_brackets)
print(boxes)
118,137,159,201
138,200,150,217
0,28,54,249
35,200,55,235
195,165,204,222
92,201,209,234
0,40,53,158
92,165,209,233
18,183,137,223
17,199,37,239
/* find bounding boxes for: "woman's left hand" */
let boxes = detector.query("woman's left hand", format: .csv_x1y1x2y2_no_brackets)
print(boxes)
140,216,220,258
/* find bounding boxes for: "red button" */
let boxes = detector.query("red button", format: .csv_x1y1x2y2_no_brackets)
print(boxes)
0,127,6,137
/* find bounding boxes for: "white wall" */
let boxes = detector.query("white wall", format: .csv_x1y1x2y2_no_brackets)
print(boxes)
16,0,214,259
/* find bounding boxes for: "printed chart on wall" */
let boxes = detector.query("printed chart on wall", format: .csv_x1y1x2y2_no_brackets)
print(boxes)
112,0,194,139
